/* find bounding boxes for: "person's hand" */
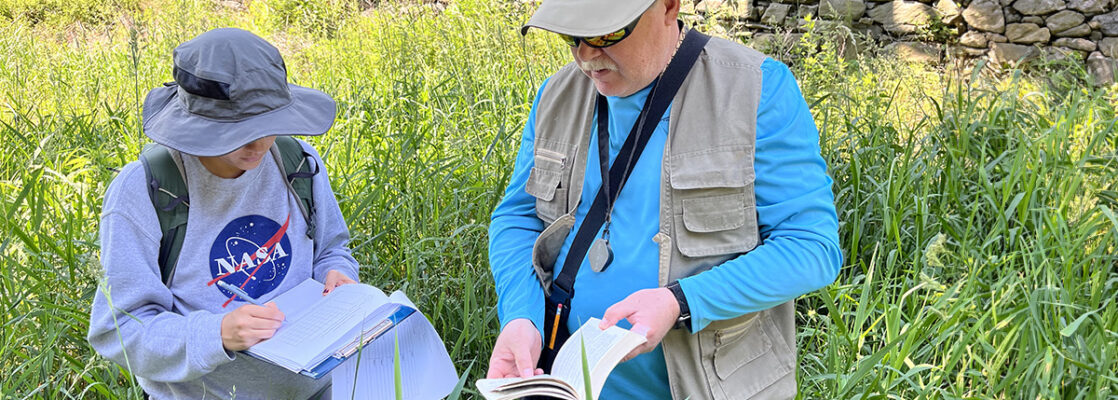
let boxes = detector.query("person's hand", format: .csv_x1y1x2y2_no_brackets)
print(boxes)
599,287,680,362
487,318,545,379
323,269,357,295
220,302,285,351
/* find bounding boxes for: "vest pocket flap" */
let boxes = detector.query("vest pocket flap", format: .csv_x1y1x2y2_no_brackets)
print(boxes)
534,147,568,170
669,147,754,190
682,194,747,232
525,167,561,202
713,317,772,380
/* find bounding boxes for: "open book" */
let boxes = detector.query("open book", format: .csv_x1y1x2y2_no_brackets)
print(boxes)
475,318,647,400
241,278,415,379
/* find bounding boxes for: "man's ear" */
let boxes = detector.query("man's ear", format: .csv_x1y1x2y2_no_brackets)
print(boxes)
662,0,681,23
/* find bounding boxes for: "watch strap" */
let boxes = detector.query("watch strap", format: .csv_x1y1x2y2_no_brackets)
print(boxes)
666,281,691,331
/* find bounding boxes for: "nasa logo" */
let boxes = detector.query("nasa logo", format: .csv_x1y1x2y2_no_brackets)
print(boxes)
208,214,293,305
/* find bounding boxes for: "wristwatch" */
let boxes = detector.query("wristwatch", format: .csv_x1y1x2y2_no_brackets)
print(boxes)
666,281,691,331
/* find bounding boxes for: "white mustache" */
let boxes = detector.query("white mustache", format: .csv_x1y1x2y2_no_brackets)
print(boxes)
579,59,618,73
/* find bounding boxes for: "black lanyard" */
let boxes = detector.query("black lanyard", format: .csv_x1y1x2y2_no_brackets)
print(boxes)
596,98,612,228
592,92,632,246
549,29,712,302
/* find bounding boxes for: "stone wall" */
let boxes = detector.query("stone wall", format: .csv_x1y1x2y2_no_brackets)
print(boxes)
683,0,1118,84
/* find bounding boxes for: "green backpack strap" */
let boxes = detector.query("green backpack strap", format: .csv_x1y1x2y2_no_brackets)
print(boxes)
139,143,190,287
141,137,317,288
271,136,318,241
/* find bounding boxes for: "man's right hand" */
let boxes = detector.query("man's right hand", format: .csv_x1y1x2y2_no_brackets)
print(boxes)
486,318,545,379
220,302,285,351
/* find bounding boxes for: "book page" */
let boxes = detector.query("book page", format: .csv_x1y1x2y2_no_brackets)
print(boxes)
476,376,577,400
246,280,390,370
550,318,647,399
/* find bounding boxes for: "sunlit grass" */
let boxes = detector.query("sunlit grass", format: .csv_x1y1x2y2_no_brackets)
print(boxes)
1,0,1116,398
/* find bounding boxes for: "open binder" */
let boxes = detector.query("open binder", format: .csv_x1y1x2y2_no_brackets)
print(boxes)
239,278,417,378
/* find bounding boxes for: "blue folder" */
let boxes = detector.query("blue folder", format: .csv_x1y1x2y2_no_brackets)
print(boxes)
240,303,417,379
299,304,417,379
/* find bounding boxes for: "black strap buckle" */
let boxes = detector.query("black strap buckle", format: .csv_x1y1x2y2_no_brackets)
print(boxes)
547,284,573,305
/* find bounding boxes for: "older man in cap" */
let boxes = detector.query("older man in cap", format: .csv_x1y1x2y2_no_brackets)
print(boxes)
486,0,842,398
88,28,358,399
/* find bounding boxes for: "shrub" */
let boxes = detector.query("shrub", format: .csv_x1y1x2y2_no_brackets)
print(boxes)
0,0,139,26
251,0,363,38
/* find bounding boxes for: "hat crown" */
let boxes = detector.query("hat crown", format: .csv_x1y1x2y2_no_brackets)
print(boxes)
522,0,656,37
171,28,292,120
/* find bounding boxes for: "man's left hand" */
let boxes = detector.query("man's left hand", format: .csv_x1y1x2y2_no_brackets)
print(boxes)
599,287,680,362
323,270,357,295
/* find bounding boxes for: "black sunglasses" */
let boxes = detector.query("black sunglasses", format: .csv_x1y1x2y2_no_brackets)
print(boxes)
557,13,643,48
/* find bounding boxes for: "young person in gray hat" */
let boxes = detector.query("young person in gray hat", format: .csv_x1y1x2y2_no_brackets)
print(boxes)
486,0,842,398
88,28,358,399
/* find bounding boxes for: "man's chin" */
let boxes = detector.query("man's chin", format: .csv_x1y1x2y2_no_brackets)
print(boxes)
594,82,636,98
589,76,616,95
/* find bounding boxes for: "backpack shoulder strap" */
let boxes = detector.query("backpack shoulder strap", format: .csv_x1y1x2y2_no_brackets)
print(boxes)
271,136,318,240
139,143,190,287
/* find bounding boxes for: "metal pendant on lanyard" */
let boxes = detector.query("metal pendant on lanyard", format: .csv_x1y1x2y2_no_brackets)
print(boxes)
588,84,660,273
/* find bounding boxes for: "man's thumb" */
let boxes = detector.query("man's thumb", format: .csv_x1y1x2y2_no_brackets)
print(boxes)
600,303,632,330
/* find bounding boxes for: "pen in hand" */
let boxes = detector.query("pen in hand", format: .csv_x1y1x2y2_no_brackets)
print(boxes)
217,280,264,306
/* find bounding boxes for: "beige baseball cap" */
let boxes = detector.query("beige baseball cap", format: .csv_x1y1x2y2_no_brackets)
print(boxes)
520,0,657,37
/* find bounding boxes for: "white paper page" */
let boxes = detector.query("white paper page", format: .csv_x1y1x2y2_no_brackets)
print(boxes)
388,290,416,309
550,318,644,399
476,377,577,400
322,302,402,361
269,278,325,322
248,283,390,369
332,293,458,400
476,375,578,400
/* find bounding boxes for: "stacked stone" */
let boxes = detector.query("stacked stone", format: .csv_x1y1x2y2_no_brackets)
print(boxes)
958,0,1117,79
683,0,1118,84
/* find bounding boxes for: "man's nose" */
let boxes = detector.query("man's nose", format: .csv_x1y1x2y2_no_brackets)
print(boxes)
575,42,603,60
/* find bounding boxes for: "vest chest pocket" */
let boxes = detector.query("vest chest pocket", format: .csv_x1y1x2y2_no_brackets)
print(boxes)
525,149,569,224
669,147,760,258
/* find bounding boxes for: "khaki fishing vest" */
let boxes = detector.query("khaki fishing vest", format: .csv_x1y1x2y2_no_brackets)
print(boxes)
526,36,797,400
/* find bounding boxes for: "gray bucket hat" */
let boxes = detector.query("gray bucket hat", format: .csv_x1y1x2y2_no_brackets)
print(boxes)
142,28,336,157
520,0,656,37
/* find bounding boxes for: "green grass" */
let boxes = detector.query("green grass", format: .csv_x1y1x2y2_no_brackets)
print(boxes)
1,0,1116,398
0,0,139,27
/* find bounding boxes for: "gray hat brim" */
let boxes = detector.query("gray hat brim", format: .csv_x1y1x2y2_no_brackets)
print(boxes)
520,0,655,37
141,83,336,157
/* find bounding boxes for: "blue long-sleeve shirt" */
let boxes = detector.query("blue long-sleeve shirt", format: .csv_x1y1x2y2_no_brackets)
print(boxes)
489,58,843,399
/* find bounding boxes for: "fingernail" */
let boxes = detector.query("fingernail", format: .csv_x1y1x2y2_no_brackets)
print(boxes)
522,369,533,377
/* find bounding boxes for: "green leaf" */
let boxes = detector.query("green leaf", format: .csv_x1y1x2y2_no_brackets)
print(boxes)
1059,310,1096,337
837,339,899,397
394,331,403,400
582,336,593,400
445,361,473,400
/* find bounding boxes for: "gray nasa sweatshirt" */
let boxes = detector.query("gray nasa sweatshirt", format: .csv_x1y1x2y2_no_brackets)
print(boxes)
88,139,360,399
